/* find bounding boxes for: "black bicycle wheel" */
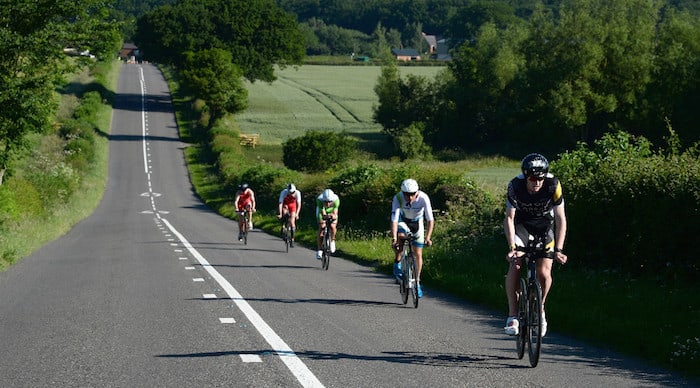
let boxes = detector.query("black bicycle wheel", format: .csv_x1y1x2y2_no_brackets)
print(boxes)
283,225,289,253
400,255,409,305
527,281,543,367
516,278,527,360
243,214,248,245
325,233,331,270
409,256,419,308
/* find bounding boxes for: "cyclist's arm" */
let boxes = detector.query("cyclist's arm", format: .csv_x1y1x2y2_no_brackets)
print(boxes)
295,192,302,218
504,207,517,258
233,193,241,210
553,204,567,264
425,219,434,245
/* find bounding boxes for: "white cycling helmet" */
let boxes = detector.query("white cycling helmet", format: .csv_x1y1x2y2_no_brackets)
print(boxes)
287,183,296,193
321,188,336,202
400,178,419,193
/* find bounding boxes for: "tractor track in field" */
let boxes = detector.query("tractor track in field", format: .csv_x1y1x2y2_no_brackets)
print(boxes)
276,76,363,124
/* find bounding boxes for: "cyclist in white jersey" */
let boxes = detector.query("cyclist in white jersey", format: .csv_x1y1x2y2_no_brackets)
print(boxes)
390,178,435,298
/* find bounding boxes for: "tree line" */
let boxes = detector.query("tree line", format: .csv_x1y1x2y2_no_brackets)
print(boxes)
374,0,700,157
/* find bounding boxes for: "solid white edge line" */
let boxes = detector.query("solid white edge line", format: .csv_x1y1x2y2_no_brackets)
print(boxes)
162,218,324,388
139,67,148,174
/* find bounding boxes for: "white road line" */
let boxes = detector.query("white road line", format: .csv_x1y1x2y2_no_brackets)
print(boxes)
162,218,324,388
220,318,236,324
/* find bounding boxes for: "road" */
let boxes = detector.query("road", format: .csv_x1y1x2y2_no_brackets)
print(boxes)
0,63,693,387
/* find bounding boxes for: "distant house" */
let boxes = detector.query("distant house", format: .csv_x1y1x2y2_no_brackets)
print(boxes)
391,48,421,61
423,33,452,61
119,43,140,63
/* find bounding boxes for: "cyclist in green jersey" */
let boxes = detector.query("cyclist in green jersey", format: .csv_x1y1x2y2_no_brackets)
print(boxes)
315,189,340,259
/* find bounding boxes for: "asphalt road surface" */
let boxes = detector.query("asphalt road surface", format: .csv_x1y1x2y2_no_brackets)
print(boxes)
0,64,694,387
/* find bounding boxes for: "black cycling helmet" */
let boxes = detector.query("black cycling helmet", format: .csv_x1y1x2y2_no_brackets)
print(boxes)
521,153,549,177
238,183,249,191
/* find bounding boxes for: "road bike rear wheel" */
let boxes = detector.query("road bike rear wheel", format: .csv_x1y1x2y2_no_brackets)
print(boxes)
409,255,419,308
527,281,543,367
516,278,527,360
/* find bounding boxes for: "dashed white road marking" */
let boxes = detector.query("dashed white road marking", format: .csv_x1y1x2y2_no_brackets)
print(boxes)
220,318,236,324
138,66,323,387
203,294,217,299
193,278,204,282
240,354,262,363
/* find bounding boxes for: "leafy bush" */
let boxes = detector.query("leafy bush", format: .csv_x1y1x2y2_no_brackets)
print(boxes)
282,130,356,172
393,122,433,160
555,131,700,279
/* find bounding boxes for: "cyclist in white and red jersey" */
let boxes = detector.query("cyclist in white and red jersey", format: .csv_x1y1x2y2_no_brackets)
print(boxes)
233,183,256,241
390,178,434,298
278,183,302,247
504,153,568,337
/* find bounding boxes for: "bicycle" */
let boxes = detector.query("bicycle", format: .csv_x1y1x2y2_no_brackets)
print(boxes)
319,215,334,270
397,232,420,308
512,236,552,367
238,206,251,245
280,213,292,253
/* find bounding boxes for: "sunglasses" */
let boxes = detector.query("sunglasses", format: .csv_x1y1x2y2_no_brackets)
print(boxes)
527,176,545,182
403,192,417,197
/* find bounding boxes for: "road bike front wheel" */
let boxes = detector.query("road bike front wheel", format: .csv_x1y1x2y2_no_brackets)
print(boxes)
516,277,527,360
527,281,543,367
409,255,419,308
400,254,409,305
321,230,330,270
243,214,249,245
282,224,290,253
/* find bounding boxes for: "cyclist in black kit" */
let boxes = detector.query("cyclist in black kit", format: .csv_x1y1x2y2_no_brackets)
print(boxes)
504,153,568,337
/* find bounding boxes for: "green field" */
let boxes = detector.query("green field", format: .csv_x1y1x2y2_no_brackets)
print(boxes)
237,65,446,144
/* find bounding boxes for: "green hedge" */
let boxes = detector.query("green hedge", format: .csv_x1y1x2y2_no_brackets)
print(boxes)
555,131,700,280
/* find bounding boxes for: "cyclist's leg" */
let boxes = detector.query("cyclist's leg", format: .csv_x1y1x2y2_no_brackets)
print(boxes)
237,209,245,237
394,222,410,263
536,229,556,311
316,220,324,258
329,219,337,252
289,211,297,238
506,226,528,317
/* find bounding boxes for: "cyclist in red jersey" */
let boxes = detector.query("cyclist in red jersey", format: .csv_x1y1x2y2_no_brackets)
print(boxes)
278,183,302,247
504,154,568,337
234,183,256,241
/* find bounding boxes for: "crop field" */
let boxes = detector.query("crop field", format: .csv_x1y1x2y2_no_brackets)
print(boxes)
237,65,446,144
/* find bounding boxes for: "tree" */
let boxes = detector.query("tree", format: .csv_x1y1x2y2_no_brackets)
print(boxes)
135,0,305,83
180,49,248,122
0,0,119,184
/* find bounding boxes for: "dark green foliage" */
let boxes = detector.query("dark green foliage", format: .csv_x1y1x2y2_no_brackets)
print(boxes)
135,0,305,83
0,0,118,183
282,130,357,172
393,122,432,160
180,49,248,121
555,130,700,280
